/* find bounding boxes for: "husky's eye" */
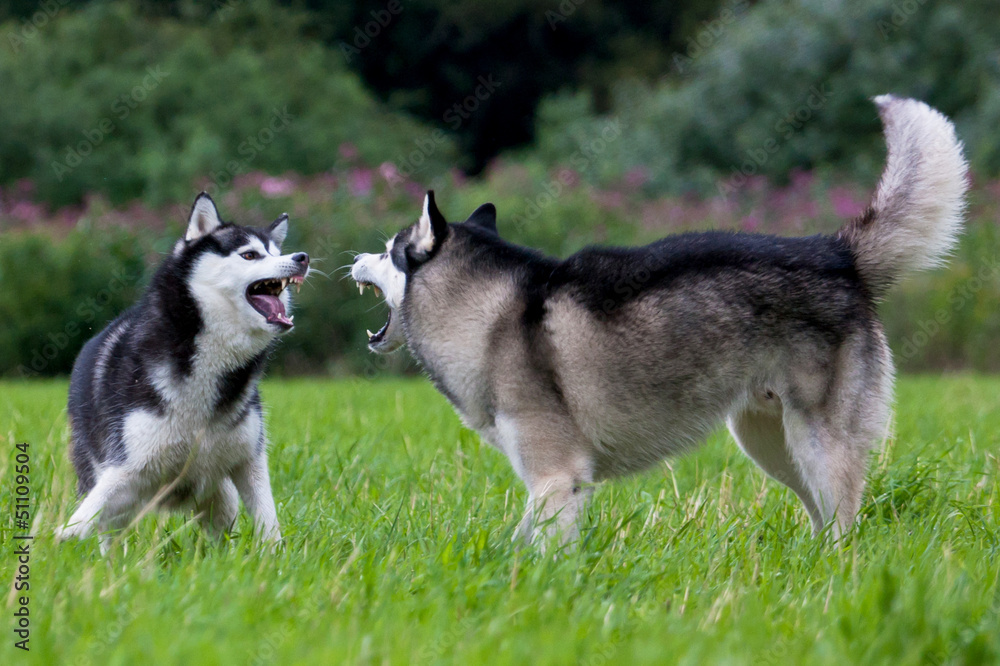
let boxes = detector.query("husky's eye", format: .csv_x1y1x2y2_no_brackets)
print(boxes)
241,251,261,261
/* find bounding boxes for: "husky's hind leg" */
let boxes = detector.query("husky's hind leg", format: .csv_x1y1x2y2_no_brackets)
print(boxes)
781,410,873,538
198,477,239,537
782,335,894,538
727,393,823,530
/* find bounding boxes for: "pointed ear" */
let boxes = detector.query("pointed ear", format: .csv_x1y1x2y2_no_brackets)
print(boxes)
464,203,497,234
186,193,223,241
413,190,448,255
268,213,289,250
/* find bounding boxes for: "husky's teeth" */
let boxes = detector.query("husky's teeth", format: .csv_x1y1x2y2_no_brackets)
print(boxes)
359,284,365,295
295,282,301,294
281,278,289,290
366,329,374,338
373,286,382,297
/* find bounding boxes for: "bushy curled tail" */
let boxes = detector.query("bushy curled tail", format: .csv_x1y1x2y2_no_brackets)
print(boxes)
838,95,968,299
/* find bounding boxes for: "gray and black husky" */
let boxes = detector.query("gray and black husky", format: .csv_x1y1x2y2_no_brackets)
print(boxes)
57,193,309,552
351,96,967,545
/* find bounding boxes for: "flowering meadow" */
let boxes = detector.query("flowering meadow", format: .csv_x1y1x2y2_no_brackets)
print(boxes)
2,151,997,377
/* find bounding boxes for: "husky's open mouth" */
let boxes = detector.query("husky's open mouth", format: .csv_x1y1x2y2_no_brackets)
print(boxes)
246,276,304,330
358,281,396,350
366,309,392,345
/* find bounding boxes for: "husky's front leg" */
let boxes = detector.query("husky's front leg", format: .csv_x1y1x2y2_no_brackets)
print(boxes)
518,477,594,550
231,453,281,543
56,466,137,547
501,412,594,550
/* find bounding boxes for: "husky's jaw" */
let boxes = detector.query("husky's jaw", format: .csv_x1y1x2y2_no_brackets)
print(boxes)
246,275,305,330
352,243,406,353
355,278,403,353
356,281,400,352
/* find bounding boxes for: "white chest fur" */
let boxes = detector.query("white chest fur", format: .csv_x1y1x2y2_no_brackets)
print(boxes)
120,328,267,498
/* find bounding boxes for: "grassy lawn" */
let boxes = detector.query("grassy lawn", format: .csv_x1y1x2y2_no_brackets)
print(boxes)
1,375,998,664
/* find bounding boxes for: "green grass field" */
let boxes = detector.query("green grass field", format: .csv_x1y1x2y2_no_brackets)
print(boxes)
1,376,998,665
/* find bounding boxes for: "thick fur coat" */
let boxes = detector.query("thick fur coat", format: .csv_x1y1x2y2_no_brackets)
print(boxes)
352,96,968,545
59,194,309,552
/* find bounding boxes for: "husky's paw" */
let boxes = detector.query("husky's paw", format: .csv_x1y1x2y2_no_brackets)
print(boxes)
55,520,93,542
264,532,284,555
99,533,117,556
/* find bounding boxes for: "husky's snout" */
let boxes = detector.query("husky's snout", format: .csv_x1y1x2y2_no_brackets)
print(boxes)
351,249,406,352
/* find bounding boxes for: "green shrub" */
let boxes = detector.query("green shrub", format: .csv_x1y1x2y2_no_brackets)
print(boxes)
881,200,1000,373
532,0,1000,196
0,0,457,206
0,228,147,377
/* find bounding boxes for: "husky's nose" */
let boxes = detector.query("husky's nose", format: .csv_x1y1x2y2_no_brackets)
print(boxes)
291,252,309,267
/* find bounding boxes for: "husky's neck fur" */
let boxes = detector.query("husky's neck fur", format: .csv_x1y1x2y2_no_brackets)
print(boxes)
142,247,273,417
402,225,557,430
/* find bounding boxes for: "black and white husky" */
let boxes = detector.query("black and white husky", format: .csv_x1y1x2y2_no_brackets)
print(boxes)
351,96,968,546
57,193,309,552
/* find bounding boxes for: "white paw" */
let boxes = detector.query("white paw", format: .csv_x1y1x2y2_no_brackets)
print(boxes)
56,520,94,542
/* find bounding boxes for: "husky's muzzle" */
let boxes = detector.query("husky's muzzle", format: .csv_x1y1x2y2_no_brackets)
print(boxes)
247,252,309,330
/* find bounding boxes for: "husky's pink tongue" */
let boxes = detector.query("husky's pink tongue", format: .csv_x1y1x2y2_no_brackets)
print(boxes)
248,294,293,328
